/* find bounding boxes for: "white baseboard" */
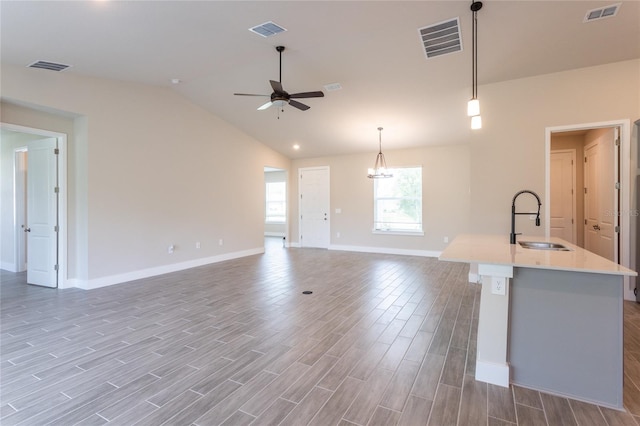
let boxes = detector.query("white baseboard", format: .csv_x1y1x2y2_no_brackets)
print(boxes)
72,247,264,290
468,272,480,284
476,360,510,387
1,261,17,272
289,242,301,248
328,244,441,258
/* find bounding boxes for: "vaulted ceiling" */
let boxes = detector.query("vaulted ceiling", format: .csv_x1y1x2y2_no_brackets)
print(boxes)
2,1,639,158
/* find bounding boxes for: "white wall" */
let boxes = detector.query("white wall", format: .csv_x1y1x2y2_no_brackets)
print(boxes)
1,64,290,288
470,60,639,239
287,60,639,263
2,59,638,289
290,144,471,254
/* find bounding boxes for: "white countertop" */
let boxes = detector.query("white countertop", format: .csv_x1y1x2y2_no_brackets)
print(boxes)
439,234,637,276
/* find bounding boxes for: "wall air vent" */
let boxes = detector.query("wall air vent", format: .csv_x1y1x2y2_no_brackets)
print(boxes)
418,17,462,59
249,21,287,38
28,61,71,72
584,3,621,22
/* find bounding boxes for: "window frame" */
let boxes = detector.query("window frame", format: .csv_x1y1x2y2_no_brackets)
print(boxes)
372,166,424,236
265,181,287,224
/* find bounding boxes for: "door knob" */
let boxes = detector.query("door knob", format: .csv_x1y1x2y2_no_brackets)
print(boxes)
24,227,31,232
593,224,601,231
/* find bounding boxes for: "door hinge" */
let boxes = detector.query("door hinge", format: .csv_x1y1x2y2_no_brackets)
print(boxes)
584,187,587,194
615,182,620,190
615,226,620,233
54,225,59,232
54,187,60,193
615,138,620,147
585,219,587,225
584,157,587,163
54,148,59,155
571,219,574,224
54,264,59,271
571,160,574,165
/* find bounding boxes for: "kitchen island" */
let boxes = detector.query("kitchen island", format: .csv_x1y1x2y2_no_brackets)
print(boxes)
439,234,636,409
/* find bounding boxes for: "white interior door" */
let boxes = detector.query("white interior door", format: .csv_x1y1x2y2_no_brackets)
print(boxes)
299,167,330,248
550,150,576,243
26,138,59,287
597,128,617,262
584,130,617,262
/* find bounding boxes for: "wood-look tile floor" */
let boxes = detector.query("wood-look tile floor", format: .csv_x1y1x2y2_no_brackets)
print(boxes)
2,237,640,425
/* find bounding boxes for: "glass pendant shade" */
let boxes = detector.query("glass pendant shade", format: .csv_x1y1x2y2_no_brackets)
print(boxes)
467,98,480,117
368,127,393,179
471,114,482,130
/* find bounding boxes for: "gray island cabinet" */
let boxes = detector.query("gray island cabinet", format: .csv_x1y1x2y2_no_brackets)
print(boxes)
439,234,636,409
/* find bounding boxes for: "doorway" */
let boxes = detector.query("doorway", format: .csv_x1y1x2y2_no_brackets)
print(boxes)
264,166,288,251
0,123,67,288
546,119,633,300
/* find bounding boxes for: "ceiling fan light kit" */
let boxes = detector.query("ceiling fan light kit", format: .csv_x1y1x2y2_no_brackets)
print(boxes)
233,46,324,114
468,0,483,130
367,127,393,179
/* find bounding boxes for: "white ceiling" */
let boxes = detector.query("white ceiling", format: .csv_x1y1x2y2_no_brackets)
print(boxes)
2,1,639,158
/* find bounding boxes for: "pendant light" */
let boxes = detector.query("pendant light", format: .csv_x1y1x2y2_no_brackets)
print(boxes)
468,0,483,129
367,127,393,179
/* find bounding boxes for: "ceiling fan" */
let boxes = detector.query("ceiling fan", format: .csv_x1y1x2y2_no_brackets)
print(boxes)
234,46,324,111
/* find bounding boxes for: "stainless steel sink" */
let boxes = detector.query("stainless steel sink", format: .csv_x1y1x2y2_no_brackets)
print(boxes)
518,241,572,251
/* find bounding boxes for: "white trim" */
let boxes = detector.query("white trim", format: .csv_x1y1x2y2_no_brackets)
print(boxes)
329,244,440,258
70,247,264,290
371,230,425,236
1,261,17,272
545,119,632,300
476,360,510,387
1,122,68,289
264,232,286,237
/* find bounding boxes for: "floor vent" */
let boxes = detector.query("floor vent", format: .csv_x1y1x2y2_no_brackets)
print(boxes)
27,61,71,72
584,3,620,22
418,17,462,59
249,21,287,38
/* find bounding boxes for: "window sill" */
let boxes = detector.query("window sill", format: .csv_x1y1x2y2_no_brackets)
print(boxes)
372,229,424,237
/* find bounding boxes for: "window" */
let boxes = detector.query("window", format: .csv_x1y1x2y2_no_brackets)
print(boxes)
373,167,423,233
265,181,286,223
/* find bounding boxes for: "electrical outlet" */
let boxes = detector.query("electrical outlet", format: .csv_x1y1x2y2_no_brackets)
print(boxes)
336,231,341,238
168,245,174,254
491,276,506,295
218,239,223,246
443,236,449,243
196,241,201,249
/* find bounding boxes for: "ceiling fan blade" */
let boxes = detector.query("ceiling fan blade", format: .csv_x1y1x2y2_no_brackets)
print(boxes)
270,80,284,93
257,101,273,111
290,91,325,99
234,93,269,97
289,100,310,111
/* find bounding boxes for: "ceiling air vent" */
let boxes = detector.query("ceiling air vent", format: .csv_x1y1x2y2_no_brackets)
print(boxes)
418,17,462,59
28,60,71,72
249,21,287,38
584,3,621,22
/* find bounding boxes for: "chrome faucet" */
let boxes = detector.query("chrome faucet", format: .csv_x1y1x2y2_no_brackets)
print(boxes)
510,190,541,244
